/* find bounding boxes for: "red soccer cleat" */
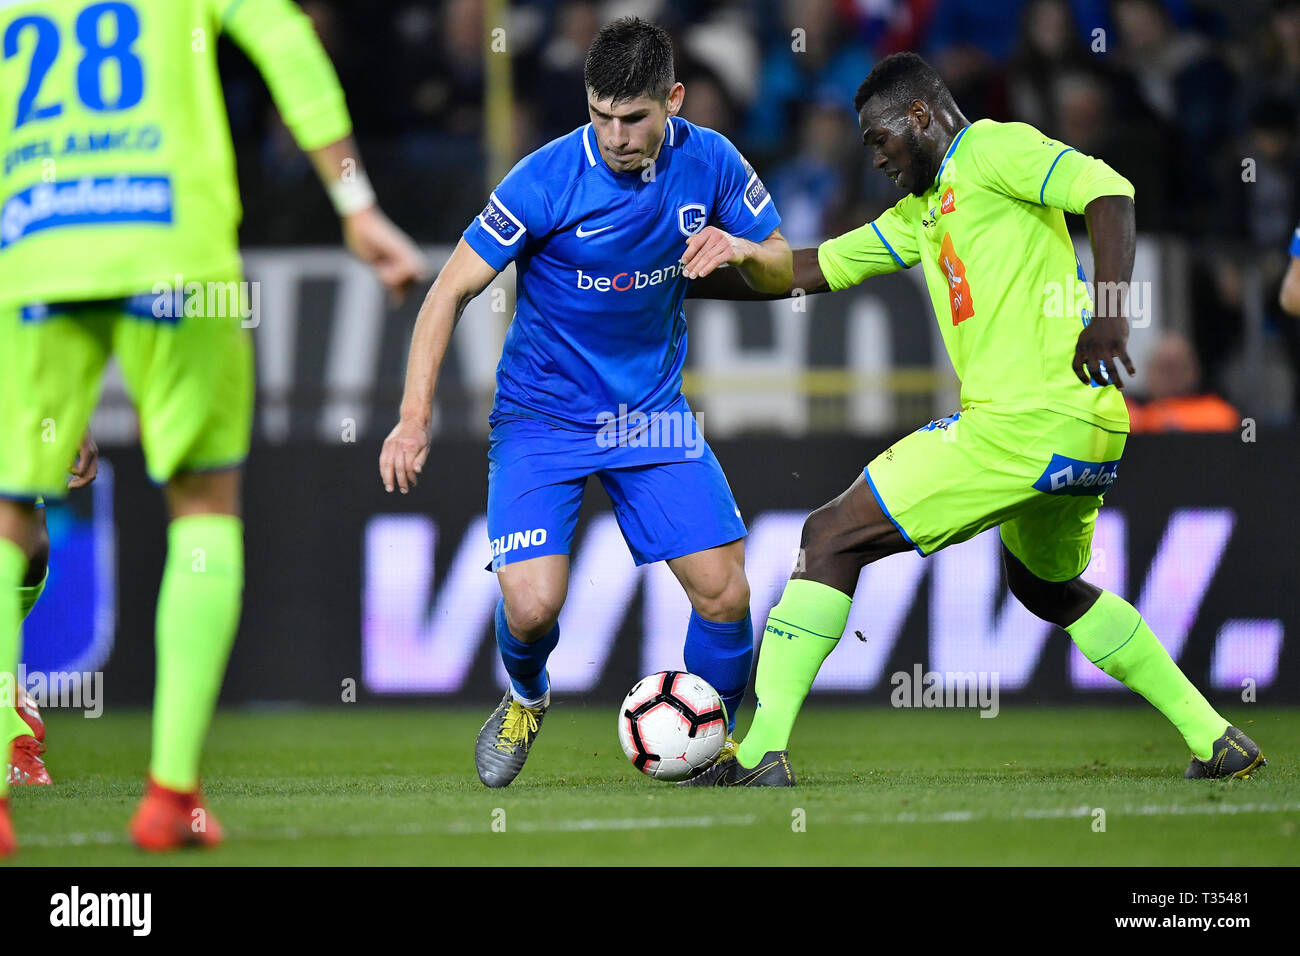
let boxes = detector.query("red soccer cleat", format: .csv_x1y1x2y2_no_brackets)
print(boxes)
7,735,51,786
0,797,16,859
129,777,224,852
7,691,51,786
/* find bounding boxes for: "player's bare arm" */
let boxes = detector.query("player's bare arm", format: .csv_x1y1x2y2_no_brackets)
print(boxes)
685,246,829,300
679,226,792,293
1280,255,1300,316
308,135,429,300
1074,194,1137,389
380,239,500,494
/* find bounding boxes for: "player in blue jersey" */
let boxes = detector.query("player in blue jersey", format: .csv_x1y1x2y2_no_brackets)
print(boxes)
379,18,792,787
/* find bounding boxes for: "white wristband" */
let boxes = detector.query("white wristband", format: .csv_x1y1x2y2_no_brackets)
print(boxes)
329,171,377,216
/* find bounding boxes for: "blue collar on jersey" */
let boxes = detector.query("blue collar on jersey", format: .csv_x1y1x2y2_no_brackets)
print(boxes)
581,118,677,169
933,124,970,187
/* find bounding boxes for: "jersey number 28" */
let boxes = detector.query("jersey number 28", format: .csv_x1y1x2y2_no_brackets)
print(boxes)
4,1,143,129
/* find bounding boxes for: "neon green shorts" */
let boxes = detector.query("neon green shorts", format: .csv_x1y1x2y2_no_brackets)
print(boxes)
0,279,254,501
864,405,1128,582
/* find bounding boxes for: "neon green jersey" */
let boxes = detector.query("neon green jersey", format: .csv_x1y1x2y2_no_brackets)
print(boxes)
1,0,352,306
818,118,1133,431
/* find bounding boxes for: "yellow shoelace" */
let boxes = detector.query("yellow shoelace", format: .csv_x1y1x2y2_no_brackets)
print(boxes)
495,700,541,753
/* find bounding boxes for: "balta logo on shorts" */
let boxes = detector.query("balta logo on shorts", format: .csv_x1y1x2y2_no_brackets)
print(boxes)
918,412,961,432
1033,453,1120,496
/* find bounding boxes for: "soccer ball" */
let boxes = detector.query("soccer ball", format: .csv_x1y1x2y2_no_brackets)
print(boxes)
618,671,727,781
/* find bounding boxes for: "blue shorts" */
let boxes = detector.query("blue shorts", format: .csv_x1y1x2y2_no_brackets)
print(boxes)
486,404,747,569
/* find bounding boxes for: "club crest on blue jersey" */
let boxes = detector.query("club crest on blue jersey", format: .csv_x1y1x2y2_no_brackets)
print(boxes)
1032,453,1120,496
677,203,706,237
478,192,525,246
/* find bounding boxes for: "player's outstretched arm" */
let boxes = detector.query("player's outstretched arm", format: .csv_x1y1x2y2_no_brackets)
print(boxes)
680,227,793,295
221,0,427,298
686,247,830,300
1074,195,1138,389
308,136,428,301
380,240,500,494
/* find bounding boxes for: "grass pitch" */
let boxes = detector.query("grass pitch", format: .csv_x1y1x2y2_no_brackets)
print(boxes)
6,705,1297,866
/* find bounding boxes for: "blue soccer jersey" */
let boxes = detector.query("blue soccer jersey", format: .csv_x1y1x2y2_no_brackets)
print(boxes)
462,117,781,430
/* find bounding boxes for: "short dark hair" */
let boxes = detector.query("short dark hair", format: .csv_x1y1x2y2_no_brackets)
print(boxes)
854,52,954,115
584,17,675,104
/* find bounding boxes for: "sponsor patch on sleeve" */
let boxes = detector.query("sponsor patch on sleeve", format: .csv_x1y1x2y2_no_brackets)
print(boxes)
742,158,770,216
478,191,525,246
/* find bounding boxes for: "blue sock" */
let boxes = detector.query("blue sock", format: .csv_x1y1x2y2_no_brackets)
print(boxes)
683,609,753,733
495,599,558,701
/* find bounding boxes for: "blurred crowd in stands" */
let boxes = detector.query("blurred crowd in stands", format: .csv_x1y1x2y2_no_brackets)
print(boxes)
221,0,1300,426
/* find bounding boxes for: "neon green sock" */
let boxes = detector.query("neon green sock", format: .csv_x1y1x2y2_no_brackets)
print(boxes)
737,579,850,767
1068,589,1226,760
2,569,46,747
19,568,46,620
0,539,29,799
151,514,244,791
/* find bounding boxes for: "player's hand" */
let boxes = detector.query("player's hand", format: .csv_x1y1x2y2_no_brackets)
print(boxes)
67,431,99,489
680,226,754,280
343,206,429,302
379,416,431,494
1073,314,1136,389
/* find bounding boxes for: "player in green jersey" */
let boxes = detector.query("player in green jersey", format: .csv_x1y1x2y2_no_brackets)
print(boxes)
0,0,426,855
684,52,1264,787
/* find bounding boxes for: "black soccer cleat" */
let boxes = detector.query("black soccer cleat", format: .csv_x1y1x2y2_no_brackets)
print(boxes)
678,749,795,787
1184,726,1266,780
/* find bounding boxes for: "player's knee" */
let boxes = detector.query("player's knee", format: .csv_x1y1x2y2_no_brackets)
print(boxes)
690,574,751,622
503,592,563,642
1008,572,1093,628
1008,579,1051,622
799,505,836,561
166,468,241,519
799,502,867,562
